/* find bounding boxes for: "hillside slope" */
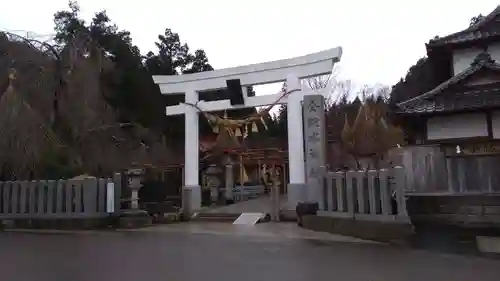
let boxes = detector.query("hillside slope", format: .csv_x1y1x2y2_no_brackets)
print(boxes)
0,32,178,180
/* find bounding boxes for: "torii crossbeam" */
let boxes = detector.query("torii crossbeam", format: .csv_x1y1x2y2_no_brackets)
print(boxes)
153,47,342,211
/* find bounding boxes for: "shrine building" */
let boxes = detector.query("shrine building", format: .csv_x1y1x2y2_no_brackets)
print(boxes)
396,6,500,193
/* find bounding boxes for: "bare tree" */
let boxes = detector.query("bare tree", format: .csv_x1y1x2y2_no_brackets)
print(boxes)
305,65,339,89
304,66,358,110
0,30,177,179
306,74,332,90
331,79,355,104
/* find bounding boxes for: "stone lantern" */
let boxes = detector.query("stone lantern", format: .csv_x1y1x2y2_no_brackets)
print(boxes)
125,168,144,210
204,164,223,205
118,167,151,228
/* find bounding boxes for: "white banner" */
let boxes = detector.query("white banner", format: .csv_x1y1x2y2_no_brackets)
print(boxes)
106,182,115,213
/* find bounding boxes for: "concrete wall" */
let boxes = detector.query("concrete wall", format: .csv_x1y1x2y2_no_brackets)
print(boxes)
453,42,500,75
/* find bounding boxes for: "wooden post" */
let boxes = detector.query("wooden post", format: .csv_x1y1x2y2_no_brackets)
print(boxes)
225,163,234,201
379,169,390,215
345,170,356,218
393,166,409,220
270,163,281,221
257,159,262,181
181,166,185,191
282,163,287,194
113,173,122,215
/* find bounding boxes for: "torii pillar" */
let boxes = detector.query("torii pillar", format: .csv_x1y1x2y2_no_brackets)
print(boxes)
153,47,342,211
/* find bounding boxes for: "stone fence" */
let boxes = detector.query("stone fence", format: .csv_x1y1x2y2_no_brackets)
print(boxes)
0,174,122,228
318,166,409,222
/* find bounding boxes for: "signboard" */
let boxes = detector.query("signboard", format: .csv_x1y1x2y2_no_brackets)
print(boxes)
106,182,115,213
233,213,266,225
444,142,500,156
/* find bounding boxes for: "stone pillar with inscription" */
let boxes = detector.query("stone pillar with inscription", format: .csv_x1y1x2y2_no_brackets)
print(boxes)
303,95,327,210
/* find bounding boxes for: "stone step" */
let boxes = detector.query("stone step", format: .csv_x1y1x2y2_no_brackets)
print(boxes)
189,210,297,223
192,212,270,223
233,213,268,225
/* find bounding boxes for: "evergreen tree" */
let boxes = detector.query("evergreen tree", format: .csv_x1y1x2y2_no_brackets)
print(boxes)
53,1,269,146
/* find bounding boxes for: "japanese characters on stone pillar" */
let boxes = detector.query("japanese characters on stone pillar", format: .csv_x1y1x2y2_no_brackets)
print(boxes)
303,95,326,209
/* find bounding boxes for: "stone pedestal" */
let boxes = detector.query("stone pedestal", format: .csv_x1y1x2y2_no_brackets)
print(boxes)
182,186,193,220
181,185,201,220
118,210,152,229
287,183,307,209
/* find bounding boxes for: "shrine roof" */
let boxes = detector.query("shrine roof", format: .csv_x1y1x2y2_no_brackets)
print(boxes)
396,52,500,114
427,6,500,48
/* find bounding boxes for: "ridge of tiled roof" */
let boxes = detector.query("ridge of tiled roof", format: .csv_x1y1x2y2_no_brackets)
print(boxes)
427,5,500,47
397,52,500,110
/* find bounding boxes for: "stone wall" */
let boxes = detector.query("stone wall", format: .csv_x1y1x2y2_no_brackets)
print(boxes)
407,195,500,229
301,215,413,243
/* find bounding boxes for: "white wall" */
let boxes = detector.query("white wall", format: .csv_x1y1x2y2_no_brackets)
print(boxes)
427,113,488,140
452,42,500,75
491,111,500,139
466,75,500,86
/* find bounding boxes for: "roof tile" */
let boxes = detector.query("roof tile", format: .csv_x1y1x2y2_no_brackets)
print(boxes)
428,6,500,47
397,52,500,114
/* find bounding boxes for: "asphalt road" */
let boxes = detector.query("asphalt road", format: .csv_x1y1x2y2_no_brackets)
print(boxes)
0,224,499,281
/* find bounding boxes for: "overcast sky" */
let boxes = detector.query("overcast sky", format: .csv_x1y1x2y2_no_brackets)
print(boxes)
1,0,499,94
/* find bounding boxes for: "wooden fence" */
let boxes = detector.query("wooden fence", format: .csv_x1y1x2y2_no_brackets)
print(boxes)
318,167,409,222
445,155,500,193
400,145,448,193
400,145,500,194
0,175,121,220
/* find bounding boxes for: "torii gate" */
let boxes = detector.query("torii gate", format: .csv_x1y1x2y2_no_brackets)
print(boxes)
153,47,342,211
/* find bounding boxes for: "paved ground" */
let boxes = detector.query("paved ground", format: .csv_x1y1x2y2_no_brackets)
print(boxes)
1,222,499,281
201,195,288,214
126,222,380,243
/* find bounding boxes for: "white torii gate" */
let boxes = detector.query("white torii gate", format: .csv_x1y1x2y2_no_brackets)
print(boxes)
153,47,342,211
